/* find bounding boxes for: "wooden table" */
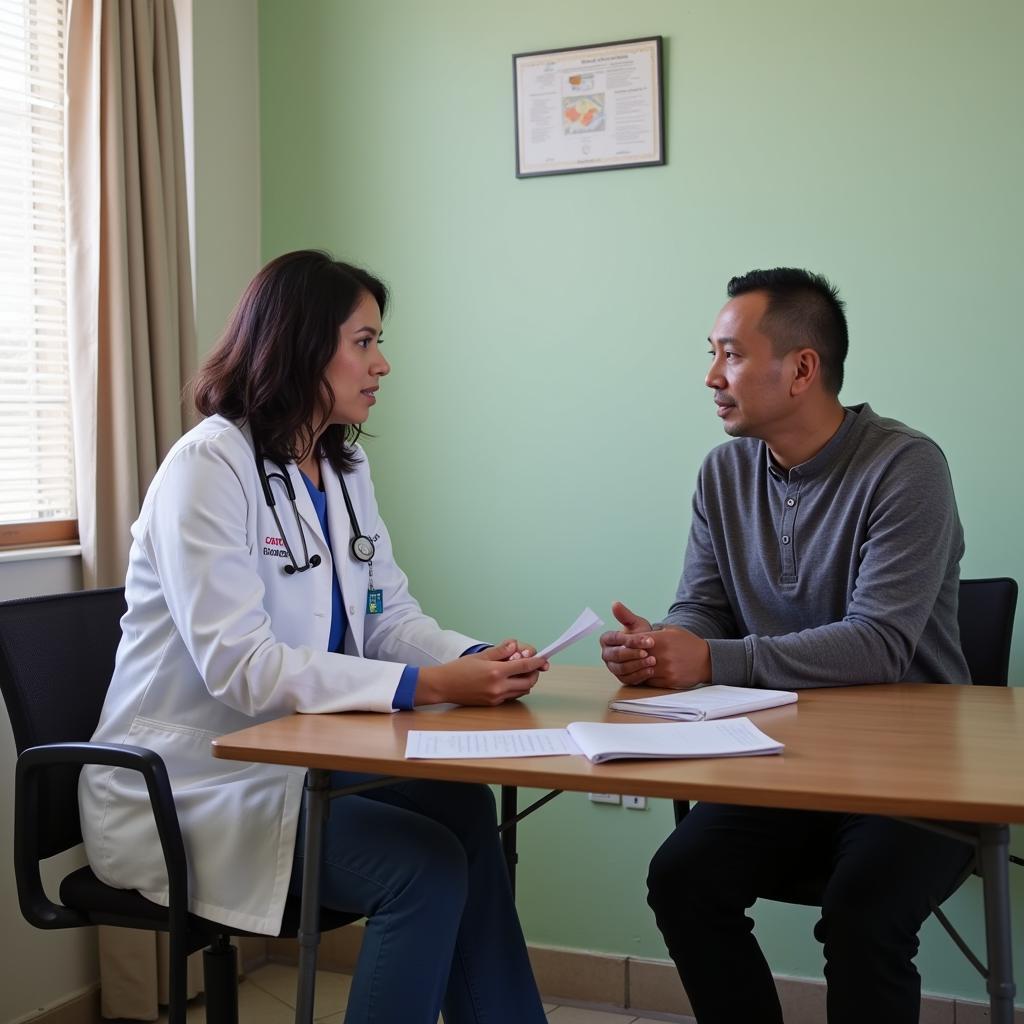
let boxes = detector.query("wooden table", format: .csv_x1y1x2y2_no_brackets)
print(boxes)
213,667,1024,1023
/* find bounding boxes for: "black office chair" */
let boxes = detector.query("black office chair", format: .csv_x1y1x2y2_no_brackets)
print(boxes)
670,576,1019,969
956,577,1018,687
0,587,359,1024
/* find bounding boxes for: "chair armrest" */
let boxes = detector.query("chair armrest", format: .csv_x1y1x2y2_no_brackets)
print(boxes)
15,741,188,939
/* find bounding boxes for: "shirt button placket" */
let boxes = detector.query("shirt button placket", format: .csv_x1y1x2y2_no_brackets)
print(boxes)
781,488,798,576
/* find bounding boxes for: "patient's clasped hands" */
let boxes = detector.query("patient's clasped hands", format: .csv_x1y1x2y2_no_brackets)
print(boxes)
599,601,711,689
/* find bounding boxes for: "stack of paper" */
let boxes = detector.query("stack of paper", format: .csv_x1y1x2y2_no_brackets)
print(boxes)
564,718,783,763
608,684,797,721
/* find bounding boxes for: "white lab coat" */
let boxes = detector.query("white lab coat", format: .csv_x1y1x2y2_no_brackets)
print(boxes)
79,415,478,934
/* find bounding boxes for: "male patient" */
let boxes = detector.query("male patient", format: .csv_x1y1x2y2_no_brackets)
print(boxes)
600,268,972,1024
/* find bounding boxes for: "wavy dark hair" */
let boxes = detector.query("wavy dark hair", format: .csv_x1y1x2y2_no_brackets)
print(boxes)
192,250,388,474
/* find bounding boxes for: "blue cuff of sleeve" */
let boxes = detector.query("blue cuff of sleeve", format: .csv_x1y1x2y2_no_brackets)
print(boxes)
461,644,490,656
392,665,420,710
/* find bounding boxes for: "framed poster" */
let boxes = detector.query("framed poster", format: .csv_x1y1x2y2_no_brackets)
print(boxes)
513,36,664,178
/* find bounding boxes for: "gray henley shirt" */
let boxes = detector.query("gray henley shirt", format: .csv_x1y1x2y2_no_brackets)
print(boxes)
661,403,969,689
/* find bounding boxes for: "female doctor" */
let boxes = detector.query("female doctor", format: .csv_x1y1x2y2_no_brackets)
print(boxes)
80,250,550,1023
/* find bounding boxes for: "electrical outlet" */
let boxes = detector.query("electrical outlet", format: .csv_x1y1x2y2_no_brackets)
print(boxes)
588,792,621,805
623,795,648,810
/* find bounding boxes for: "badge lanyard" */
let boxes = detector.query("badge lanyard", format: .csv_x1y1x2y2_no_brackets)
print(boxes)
366,560,383,615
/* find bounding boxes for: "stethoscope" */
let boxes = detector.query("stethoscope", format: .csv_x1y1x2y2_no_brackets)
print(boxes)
254,441,376,575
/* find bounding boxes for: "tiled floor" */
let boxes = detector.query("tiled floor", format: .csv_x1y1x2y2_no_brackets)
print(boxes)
162,961,695,1023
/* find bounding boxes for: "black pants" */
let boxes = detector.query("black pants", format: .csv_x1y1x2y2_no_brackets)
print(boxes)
646,803,973,1024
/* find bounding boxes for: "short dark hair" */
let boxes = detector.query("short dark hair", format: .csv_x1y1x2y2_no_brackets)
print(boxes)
727,268,848,394
192,249,388,474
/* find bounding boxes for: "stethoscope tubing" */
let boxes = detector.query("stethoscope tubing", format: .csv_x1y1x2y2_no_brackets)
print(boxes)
254,440,375,574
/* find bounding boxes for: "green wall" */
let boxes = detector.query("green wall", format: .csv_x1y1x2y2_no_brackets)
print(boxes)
258,0,1024,1002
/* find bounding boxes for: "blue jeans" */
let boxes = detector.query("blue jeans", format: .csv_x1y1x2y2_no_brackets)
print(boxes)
289,773,545,1024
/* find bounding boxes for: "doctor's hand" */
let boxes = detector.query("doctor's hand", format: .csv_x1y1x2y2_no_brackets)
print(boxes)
600,601,657,686
614,626,712,690
415,641,549,707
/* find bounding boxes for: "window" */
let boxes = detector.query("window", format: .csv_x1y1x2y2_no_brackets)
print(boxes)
0,0,76,548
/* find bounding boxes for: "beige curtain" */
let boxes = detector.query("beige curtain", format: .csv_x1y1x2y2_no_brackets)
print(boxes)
96,929,204,1019
66,0,201,1016
66,0,197,591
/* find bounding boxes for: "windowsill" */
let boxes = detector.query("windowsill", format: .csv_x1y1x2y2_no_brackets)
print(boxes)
0,543,82,565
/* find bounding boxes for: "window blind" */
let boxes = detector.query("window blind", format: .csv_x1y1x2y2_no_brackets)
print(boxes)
0,0,75,531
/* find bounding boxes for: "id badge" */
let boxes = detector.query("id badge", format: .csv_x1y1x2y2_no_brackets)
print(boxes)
366,588,384,615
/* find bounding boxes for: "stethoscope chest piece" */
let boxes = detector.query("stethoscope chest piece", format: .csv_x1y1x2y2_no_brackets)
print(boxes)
351,534,376,563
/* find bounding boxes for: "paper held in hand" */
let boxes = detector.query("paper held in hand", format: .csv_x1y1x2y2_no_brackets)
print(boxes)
608,684,797,721
535,607,604,660
405,717,784,763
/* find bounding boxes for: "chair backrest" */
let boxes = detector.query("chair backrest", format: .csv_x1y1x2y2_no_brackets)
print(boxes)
957,577,1018,686
0,587,126,855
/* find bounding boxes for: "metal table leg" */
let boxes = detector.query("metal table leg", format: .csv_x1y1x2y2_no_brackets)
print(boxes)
292,775,551,1021
291,773,404,1024
501,784,518,895
979,823,1016,1024
295,769,330,1024
497,786,563,900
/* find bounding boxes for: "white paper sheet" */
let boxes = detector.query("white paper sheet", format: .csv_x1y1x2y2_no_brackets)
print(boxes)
536,607,604,660
405,719,784,763
565,717,784,763
405,728,581,759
